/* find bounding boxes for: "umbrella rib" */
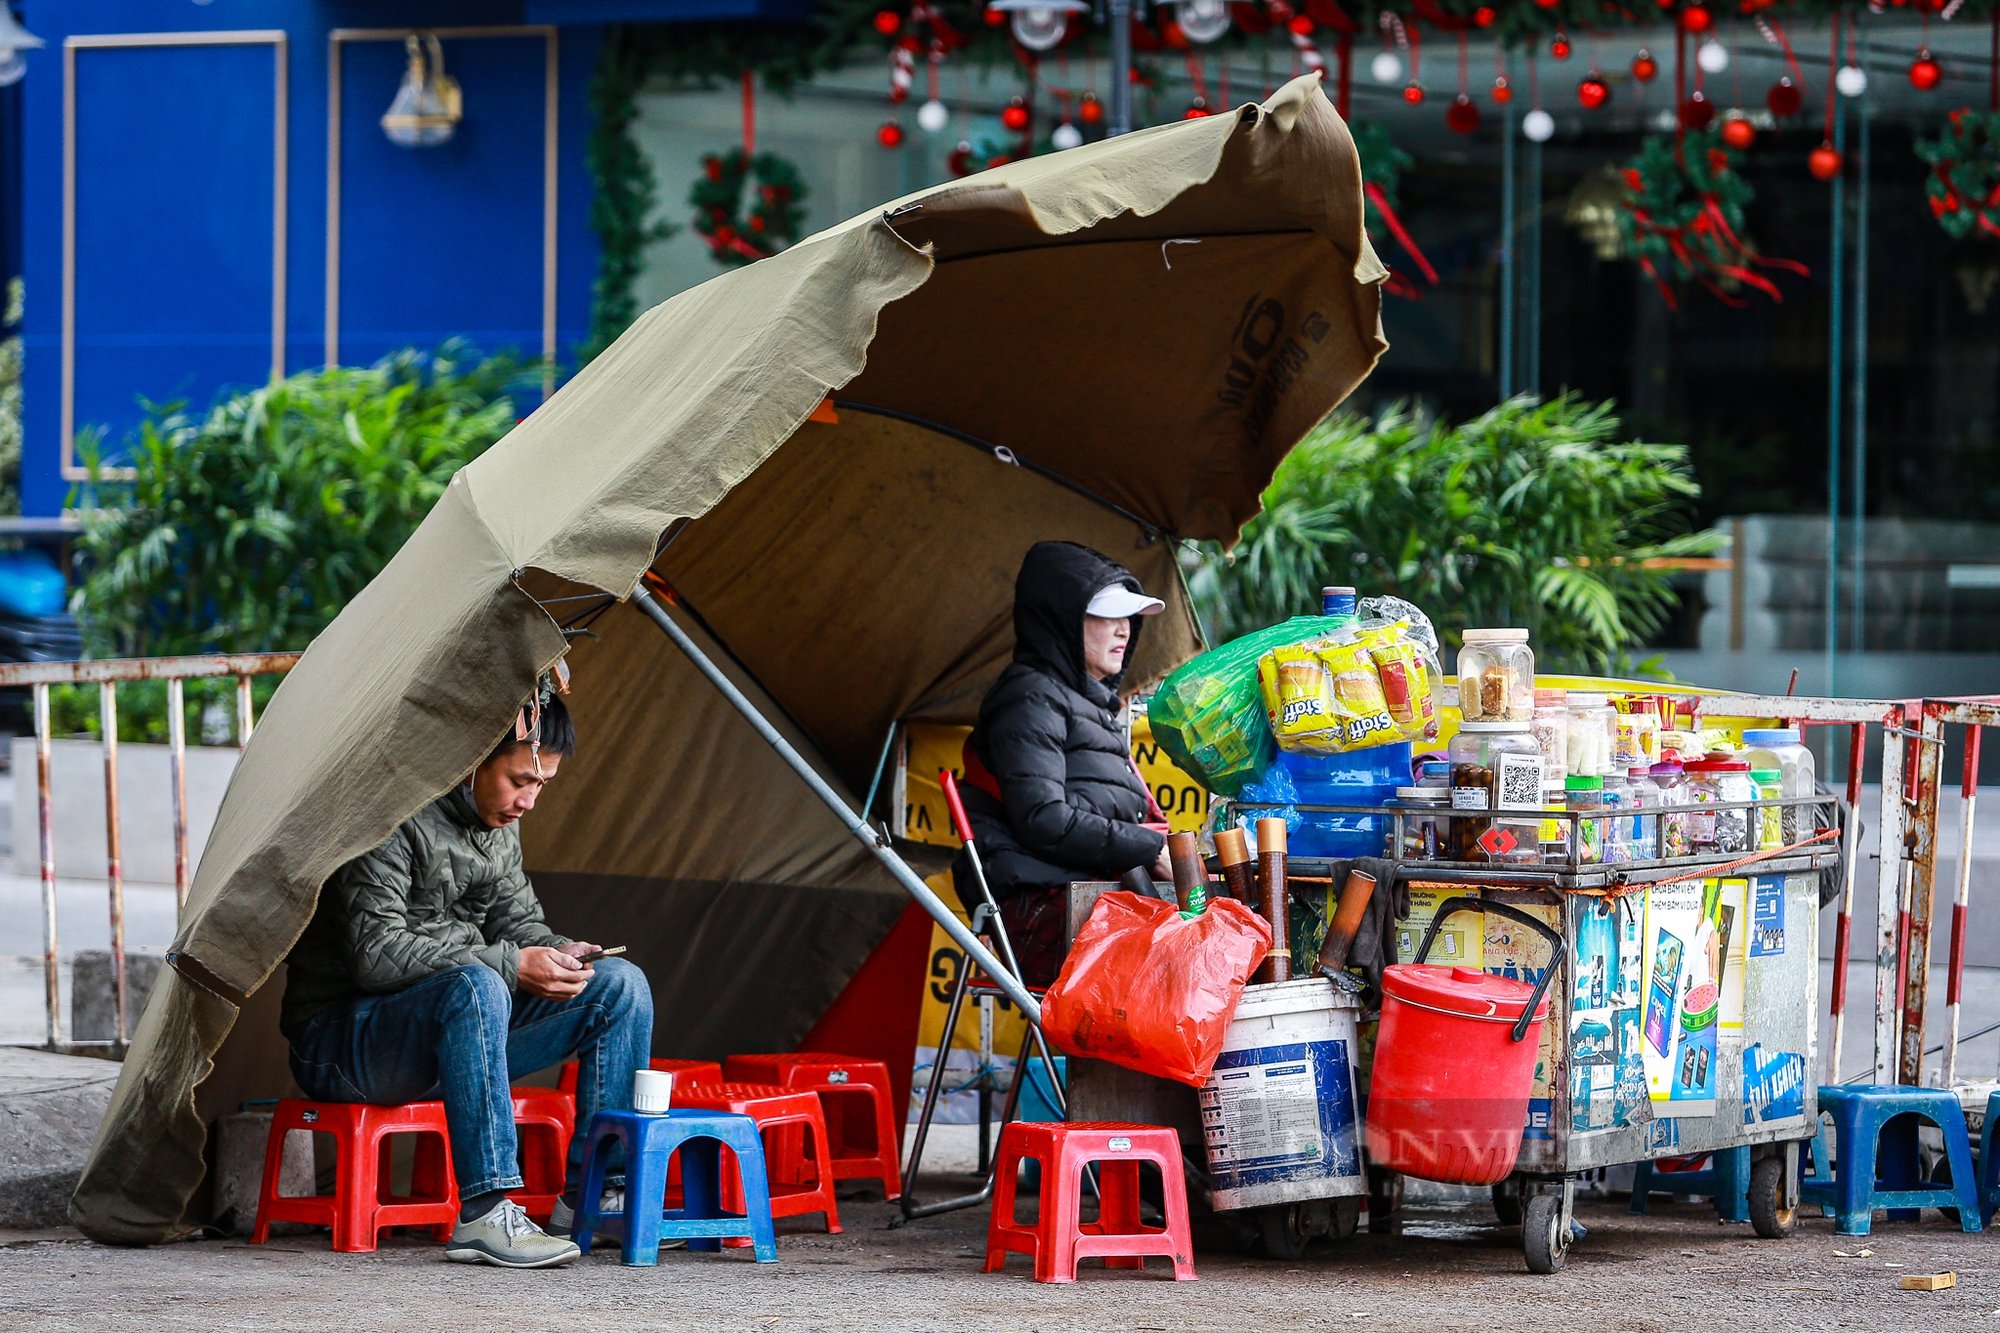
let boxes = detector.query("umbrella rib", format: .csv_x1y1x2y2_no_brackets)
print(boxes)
832,400,1167,543
919,226,1313,270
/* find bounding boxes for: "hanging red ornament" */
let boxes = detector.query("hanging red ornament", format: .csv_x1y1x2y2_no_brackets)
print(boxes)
1577,75,1610,110
1474,6,1496,26
1001,96,1031,131
873,9,902,36
1632,49,1658,82
1288,14,1315,36
1766,77,1802,118
986,153,1012,170
1808,142,1843,180
1679,4,1713,33
948,141,976,176
703,155,724,183
1184,97,1211,119
1680,90,1715,129
1078,92,1105,125
1403,81,1426,104
1446,94,1482,133
1551,35,1572,61
1908,50,1943,91
1535,0,1560,8
1720,114,1756,149
1492,74,1514,103
877,119,906,148
984,4,1006,26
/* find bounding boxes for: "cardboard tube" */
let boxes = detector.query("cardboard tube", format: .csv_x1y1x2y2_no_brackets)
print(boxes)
1254,818,1290,983
1317,868,1378,975
1214,824,1254,903
1167,830,1208,913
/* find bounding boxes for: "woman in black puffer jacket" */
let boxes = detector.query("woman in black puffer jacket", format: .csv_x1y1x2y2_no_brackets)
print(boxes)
955,541,1171,986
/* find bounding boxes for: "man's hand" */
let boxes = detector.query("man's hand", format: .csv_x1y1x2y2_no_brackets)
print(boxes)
519,945,593,1000
556,941,599,961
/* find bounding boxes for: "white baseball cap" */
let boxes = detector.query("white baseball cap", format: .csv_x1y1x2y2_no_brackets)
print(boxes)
1086,584,1165,619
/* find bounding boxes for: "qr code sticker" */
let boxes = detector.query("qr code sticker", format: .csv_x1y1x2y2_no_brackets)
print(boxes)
1497,754,1542,809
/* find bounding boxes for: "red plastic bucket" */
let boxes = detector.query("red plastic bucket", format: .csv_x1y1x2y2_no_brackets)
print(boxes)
1364,900,1558,1185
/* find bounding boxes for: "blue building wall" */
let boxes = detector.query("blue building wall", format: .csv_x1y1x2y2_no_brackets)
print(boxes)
13,1,606,515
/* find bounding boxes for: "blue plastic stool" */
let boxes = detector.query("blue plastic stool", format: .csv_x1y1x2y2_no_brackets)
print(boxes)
1798,1117,1836,1218
1971,1090,2000,1227
574,1109,780,1265
1628,1148,1751,1223
1802,1085,1982,1236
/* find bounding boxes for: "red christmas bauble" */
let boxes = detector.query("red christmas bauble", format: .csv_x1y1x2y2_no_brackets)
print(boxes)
948,141,975,176
1184,98,1211,119
1446,94,1482,133
1909,52,1943,91
873,9,902,36
889,84,910,104
984,4,1006,26
1808,143,1843,180
1474,6,1497,26
1492,74,1514,104
703,156,723,182
1680,4,1713,33
1766,77,1802,118
987,154,1011,170
1577,75,1610,110
877,119,906,149
1720,115,1755,149
1551,36,1572,60
1632,50,1658,82
1535,0,1560,8
1078,93,1105,125
1403,81,1426,105
1001,97,1031,131
750,214,767,233
1679,91,1715,130
1288,14,1314,35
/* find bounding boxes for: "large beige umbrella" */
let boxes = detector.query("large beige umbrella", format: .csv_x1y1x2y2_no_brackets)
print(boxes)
71,74,1386,1244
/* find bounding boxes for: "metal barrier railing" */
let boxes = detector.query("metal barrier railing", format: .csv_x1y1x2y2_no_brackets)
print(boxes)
0,652,300,1052
1907,696,2000,1090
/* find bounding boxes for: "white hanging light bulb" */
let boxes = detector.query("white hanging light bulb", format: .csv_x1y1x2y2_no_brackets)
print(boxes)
1835,64,1868,98
1695,39,1729,75
381,33,462,148
1175,0,1233,45
1370,50,1403,84
987,0,1086,54
917,98,950,133
1522,108,1555,142
1051,121,1084,150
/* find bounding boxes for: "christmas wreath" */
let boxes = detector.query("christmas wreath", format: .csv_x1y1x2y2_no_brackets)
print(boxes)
689,149,809,267
1918,109,2000,242
1615,129,1806,310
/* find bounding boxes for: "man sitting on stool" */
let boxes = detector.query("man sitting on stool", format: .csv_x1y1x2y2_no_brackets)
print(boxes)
280,687,652,1268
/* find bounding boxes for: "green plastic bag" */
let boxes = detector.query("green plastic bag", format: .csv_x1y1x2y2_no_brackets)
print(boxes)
1147,616,1328,796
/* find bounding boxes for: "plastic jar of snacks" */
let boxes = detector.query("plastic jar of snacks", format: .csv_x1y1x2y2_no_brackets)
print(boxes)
1530,687,1569,786
1686,755,1754,855
1448,722,1544,863
1456,629,1535,723
1565,692,1617,778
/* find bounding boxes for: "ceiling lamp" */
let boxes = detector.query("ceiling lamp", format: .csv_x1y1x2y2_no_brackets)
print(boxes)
381,32,462,148
986,0,1087,54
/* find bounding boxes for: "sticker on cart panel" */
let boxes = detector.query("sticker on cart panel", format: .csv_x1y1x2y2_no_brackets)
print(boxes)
1742,1043,1808,1126
1641,879,1720,1115
1749,877,1786,957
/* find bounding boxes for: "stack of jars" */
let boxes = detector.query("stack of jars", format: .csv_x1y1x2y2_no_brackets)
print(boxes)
1448,630,1541,863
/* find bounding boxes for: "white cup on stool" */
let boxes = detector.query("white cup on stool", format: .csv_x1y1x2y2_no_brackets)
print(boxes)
633,1068,675,1115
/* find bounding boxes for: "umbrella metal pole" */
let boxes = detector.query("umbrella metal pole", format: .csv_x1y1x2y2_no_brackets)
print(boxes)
631,587,1042,1020
1107,0,1135,136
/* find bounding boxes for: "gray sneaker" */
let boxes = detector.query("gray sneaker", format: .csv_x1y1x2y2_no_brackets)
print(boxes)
444,1198,581,1269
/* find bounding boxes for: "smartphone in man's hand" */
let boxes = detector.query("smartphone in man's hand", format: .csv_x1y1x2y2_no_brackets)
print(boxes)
576,945,627,965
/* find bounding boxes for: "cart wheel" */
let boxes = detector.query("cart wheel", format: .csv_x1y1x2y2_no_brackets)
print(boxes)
1331,1197,1361,1240
1748,1155,1797,1239
1257,1203,1312,1260
1367,1165,1404,1221
1492,1180,1524,1227
1522,1195,1567,1274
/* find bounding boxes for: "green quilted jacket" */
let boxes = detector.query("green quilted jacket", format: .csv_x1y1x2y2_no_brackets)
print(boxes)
280,785,571,1038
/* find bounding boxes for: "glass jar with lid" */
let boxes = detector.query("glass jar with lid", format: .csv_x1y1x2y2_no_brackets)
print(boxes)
1686,755,1754,855
1447,721,1544,863
1530,687,1569,787
1565,692,1617,778
1394,786,1449,860
1456,629,1535,723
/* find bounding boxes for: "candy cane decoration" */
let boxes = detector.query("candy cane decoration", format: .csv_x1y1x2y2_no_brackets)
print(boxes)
890,43,915,104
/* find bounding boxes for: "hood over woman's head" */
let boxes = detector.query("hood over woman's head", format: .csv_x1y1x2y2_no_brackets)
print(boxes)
1010,541,1161,696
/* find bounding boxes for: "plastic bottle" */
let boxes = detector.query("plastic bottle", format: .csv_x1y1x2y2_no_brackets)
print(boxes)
1749,767,1783,851
1602,771,1630,863
1565,774,1604,864
1622,767,1658,860
1650,760,1690,858
1741,727,1818,844
1321,585,1359,629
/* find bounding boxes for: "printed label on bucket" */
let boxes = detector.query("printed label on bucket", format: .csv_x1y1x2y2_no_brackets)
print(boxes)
1199,1038,1359,1188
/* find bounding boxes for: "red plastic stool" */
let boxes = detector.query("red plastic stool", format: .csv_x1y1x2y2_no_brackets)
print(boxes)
507,1087,575,1222
984,1121,1197,1284
674,1083,842,1240
250,1099,458,1253
557,1057,724,1099
724,1053,902,1200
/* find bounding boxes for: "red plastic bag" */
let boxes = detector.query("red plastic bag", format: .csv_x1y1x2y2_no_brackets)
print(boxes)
1040,892,1273,1087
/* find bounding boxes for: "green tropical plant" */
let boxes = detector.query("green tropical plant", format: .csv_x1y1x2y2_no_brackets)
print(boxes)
1187,395,1719,675
71,341,535,661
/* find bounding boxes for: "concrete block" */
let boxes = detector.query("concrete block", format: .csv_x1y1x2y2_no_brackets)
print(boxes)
71,949,164,1044
211,1111,314,1236
0,1046,118,1228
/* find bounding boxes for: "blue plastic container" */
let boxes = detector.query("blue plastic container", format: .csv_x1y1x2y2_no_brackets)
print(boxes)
1235,743,1413,858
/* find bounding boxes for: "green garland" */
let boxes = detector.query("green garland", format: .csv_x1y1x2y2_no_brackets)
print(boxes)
1350,119,1410,251
1615,129,1805,309
1918,109,2000,242
689,150,810,267
581,26,680,364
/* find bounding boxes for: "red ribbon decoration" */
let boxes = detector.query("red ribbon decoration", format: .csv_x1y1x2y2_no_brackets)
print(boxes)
1364,180,1439,286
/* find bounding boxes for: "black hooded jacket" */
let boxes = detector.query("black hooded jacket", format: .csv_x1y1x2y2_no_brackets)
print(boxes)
958,542,1167,901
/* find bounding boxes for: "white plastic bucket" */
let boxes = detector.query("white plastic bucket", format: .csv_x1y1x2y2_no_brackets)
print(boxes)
1198,976,1366,1211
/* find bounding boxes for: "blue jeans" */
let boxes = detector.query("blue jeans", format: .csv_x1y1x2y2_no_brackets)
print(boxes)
288,958,654,1199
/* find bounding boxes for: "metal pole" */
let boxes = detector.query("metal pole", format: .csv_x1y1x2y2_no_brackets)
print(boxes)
1498,99,1516,398
1946,723,1980,1087
168,677,190,914
1107,0,1135,136
1827,721,1866,1083
1872,710,1907,1084
35,682,58,1049
1900,704,1944,1086
99,682,128,1046
1848,43,1870,655
1824,95,1846,696
235,674,255,748
1523,132,1543,394
630,588,1041,1018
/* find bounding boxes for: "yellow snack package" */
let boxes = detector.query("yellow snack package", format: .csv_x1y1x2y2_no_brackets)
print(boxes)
1258,644,1343,752
1358,622,1440,744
